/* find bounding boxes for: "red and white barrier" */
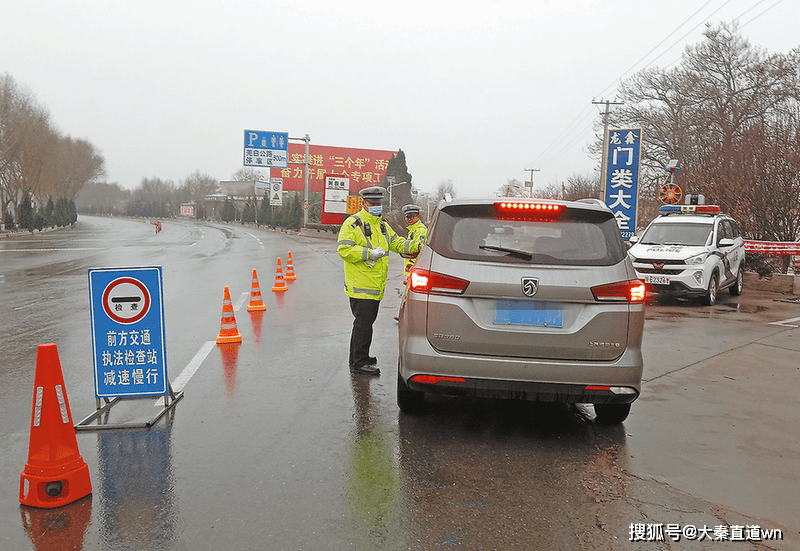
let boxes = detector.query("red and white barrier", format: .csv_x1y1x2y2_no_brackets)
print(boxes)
744,240,800,255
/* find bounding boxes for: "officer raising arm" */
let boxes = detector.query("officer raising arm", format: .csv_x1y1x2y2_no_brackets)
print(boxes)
400,203,428,280
337,186,420,375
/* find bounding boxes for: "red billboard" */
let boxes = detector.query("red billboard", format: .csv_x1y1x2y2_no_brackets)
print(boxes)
270,144,396,193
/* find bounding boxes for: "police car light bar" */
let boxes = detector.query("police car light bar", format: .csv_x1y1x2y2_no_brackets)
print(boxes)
659,205,720,214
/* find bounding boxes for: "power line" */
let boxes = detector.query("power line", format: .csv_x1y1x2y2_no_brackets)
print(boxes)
529,0,789,180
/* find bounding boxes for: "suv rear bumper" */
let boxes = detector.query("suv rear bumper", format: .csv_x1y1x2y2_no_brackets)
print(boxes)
399,335,642,405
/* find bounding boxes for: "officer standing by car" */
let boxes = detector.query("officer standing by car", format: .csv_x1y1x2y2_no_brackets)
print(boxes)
400,204,428,280
337,186,420,375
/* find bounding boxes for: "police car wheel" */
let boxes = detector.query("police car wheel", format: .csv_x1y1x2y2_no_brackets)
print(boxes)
730,268,743,296
702,273,719,306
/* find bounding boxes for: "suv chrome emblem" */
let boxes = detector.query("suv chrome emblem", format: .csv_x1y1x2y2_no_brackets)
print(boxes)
521,277,539,297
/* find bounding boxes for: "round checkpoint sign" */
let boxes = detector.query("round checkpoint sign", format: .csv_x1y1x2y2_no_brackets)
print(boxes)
102,277,151,324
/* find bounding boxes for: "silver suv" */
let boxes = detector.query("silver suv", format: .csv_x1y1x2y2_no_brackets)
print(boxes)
627,204,745,305
397,198,645,423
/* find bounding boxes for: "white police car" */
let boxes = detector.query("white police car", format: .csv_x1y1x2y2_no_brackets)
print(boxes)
628,204,745,305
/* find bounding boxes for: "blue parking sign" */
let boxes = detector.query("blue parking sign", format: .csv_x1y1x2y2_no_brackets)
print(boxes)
243,129,289,168
88,267,168,398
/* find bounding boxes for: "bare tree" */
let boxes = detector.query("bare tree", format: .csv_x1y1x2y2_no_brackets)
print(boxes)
497,178,527,197
601,22,800,238
180,170,219,219
433,179,457,203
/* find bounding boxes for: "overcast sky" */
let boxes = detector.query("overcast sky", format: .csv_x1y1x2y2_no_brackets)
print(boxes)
3,0,797,198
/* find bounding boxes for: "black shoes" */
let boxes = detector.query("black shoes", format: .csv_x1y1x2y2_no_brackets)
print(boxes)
350,357,380,375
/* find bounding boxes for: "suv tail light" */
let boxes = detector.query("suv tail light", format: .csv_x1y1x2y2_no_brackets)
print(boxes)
591,280,646,302
409,269,469,295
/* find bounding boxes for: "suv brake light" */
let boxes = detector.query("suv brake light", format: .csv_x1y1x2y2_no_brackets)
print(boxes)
591,280,646,302
409,269,469,295
495,201,563,221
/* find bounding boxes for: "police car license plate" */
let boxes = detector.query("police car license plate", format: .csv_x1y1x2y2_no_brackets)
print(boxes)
646,275,670,285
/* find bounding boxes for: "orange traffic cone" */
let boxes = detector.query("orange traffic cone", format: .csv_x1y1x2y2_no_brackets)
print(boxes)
20,344,92,509
246,268,267,312
284,252,297,281
216,286,242,344
271,258,289,292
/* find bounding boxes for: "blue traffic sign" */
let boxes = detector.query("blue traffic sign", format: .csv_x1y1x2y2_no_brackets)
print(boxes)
88,267,168,398
244,129,289,168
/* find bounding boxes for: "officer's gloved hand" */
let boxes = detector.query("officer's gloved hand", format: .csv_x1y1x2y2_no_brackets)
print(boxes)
369,247,385,260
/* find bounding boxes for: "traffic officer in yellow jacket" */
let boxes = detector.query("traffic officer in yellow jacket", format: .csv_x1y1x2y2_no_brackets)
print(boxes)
400,204,428,279
338,186,420,375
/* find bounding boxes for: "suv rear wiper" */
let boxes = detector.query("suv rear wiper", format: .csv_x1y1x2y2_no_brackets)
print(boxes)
479,245,533,261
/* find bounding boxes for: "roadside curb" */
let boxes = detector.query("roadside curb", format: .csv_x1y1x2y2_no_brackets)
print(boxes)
745,271,800,295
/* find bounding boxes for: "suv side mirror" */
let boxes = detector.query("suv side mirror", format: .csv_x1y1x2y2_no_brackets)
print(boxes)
719,238,735,247
629,235,639,244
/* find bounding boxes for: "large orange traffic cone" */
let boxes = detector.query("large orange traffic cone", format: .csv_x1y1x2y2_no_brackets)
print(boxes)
20,344,92,509
271,258,289,292
246,269,267,312
284,252,297,281
216,286,242,344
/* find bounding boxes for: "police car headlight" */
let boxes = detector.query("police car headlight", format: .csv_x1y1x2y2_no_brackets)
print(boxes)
685,253,708,265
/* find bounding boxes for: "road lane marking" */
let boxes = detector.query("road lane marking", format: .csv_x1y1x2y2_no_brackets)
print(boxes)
769,316,800,328
244,231,265,249
154,340,215,404
235,292,248,311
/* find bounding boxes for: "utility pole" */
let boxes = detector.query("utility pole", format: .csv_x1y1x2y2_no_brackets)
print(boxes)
289,134,311,227
592,99,623,195
524,168,540,197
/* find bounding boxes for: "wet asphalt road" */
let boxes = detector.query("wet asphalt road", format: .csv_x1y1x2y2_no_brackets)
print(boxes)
1,215,798,550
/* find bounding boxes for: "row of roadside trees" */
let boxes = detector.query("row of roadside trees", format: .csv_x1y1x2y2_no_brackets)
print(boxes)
0,73,105,231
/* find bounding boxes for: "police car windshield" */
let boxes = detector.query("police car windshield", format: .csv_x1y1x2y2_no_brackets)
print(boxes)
640,222,712,246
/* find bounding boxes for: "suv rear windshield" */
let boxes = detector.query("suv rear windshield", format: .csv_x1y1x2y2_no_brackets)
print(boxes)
429,204,627,266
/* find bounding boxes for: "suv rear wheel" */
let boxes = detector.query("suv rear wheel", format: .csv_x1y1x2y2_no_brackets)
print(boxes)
702,272,718,306
397,371,424,413
594,403,631,424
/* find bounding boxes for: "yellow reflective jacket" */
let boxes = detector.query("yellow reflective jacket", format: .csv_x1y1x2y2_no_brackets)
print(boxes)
403,219,428,275
337,209,419,300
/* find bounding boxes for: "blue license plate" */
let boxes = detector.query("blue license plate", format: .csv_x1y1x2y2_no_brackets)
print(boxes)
494,300,563,327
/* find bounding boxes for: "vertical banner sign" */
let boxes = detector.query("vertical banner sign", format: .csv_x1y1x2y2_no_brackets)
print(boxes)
604,128,642,241
321,175,350,225
88,267,168,398
244,130,289,168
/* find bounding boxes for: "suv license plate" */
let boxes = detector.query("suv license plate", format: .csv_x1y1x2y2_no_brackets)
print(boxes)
646,275,670,285
494,301,563,327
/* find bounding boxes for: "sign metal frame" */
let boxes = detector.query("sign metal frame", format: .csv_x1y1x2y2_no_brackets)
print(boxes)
77,266,183,431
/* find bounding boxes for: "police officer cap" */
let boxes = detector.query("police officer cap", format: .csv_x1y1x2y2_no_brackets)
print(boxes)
359,186,385,204
402,204,420,216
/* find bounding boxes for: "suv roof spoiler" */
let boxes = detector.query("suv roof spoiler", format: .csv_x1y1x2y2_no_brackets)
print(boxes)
576,198,610,209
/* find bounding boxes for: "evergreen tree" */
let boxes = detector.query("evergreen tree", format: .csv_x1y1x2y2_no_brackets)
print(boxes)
385,150,414,213
18,192,34,231
221,197,237,222
43,198,56,227
55,198,71,227
258,196,272,226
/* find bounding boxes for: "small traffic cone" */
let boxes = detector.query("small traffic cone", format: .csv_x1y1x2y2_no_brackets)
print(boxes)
20,344,92,509
246,268,267,312
284,252,297,281
271,258,289,292
216,286,242,344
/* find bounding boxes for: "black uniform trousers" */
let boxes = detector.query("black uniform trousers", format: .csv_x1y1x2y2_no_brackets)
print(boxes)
349,297,380,368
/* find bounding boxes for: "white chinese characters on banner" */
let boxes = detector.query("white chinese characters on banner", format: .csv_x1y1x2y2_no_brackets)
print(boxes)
604,129,642,241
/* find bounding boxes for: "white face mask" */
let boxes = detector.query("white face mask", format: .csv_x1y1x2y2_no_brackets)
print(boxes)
367,205,383,217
